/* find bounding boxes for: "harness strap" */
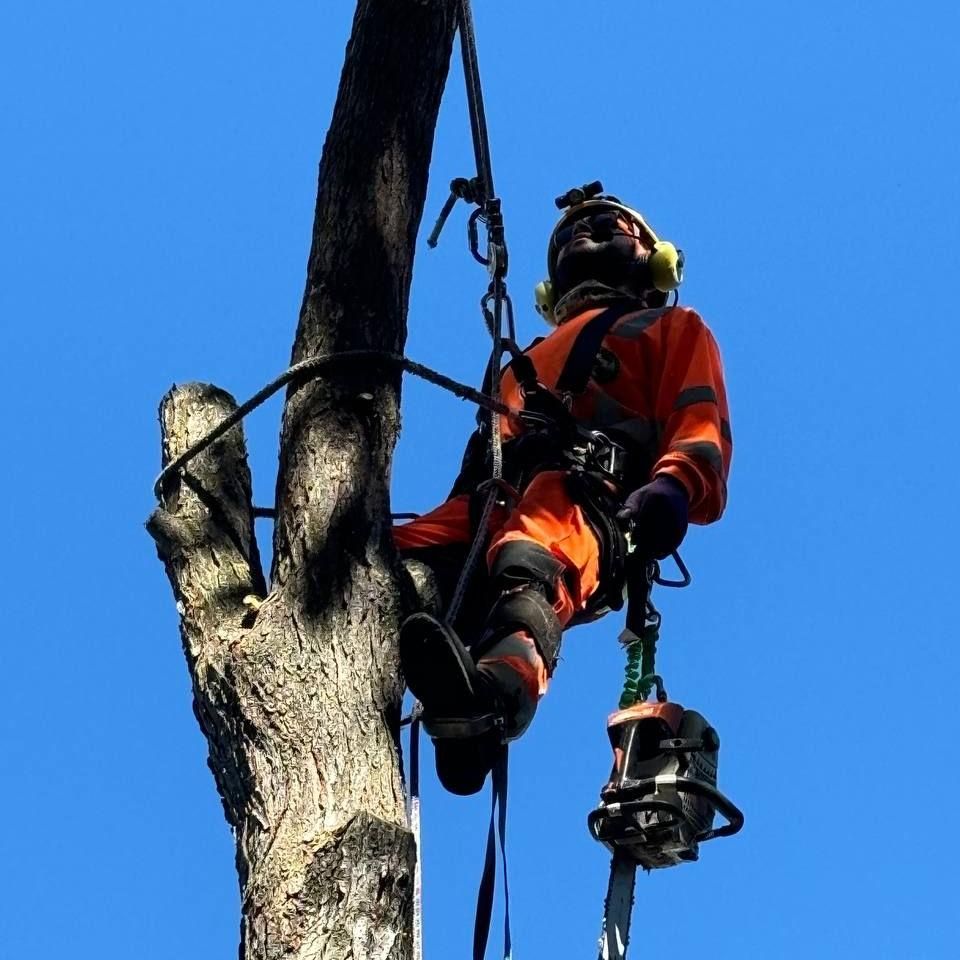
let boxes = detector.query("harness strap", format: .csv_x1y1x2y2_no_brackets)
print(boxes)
478,342,540,424
554,302,642,397
486,301,638,412
473,747,512,960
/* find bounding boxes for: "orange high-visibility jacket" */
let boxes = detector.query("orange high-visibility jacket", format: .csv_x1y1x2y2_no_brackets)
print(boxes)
498,303,731,524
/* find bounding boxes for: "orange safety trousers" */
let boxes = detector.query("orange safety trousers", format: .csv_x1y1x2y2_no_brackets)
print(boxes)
393,470,601,706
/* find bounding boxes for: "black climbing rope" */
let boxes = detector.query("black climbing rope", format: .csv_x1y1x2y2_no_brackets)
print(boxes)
152,350,511,502
438,0,512,625
420,5,519,959
459,0,494,203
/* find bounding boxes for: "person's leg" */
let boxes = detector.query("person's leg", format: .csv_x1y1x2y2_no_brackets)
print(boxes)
395,495,508,795
473,469,603,737
392,495,474,551
394,494,507,641
394,496,473,617
398,472,607,794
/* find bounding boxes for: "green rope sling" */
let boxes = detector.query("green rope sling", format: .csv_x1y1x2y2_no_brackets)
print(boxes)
618,613,661,708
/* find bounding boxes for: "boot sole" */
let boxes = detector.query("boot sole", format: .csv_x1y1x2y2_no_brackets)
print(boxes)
399,612,479,716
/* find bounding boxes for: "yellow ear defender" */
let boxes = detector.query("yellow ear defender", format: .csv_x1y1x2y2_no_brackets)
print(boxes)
534,184,684,323
648,239,684,293
534,279,557,325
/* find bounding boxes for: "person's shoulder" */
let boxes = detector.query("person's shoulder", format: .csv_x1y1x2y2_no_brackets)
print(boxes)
661,303,721,339
609,301,673,339
664,303,706,326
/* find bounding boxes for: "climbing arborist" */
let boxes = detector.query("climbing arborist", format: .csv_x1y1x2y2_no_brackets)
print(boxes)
396,184,731,796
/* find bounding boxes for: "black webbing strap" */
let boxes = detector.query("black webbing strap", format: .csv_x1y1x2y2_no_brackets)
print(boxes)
624,555,653,637
478,341,541,416
473,747,512,960
554,302,639,397
410,713,421,804
406,711,424,960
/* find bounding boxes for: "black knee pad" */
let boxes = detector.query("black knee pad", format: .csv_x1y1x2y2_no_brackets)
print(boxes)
478,586,563,674
490,540,566,597
486,541,565,671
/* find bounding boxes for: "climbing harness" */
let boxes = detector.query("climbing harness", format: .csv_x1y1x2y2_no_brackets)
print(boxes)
590,557,744,960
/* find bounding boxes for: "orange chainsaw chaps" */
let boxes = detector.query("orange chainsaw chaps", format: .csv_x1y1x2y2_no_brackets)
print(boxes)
393,471,602,627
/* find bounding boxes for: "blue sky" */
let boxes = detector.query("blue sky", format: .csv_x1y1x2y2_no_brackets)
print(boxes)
2,1,959,957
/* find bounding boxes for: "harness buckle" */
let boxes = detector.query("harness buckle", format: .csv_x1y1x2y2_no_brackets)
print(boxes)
586,430,629,482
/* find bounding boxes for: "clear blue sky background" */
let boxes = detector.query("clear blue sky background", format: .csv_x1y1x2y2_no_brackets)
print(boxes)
2,1,958,957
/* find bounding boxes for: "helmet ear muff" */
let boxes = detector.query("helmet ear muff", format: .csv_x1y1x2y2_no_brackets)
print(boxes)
648,241,684,293
536,242,683,322
534,280,557,325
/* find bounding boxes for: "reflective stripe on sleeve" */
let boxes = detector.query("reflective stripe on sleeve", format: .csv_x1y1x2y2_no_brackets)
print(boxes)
669,440,723,472
673,385,718,410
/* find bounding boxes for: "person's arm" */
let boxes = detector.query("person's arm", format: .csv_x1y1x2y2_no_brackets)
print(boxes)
651,307,732,524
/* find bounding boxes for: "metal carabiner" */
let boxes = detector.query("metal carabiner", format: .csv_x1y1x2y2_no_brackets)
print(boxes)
653,551,692,588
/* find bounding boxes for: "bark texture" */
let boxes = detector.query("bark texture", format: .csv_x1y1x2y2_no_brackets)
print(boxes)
148,2,458,957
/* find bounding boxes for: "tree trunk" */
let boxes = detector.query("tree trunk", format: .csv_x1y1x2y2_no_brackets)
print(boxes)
147,2,458,956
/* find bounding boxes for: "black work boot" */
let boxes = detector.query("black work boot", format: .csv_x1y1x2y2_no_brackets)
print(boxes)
399,612,505,795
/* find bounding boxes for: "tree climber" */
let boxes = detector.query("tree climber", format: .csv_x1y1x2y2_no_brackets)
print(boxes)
396,185,731,796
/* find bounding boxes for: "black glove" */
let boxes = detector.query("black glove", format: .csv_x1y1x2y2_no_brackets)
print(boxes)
616,474,689,560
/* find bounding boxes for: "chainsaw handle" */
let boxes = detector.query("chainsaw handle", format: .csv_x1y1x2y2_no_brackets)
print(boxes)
597,775,745,843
